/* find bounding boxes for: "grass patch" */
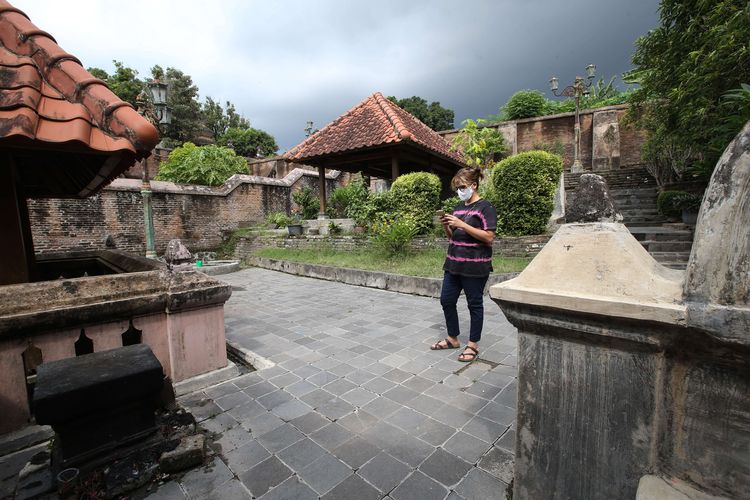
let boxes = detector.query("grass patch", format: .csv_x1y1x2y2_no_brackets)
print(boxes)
252,247,530,278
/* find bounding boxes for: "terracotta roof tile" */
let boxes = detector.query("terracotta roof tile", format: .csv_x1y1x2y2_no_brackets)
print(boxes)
0,0,159,195
285,92,465,167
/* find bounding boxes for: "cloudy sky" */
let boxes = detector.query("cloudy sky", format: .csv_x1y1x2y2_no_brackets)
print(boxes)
19,0,660,151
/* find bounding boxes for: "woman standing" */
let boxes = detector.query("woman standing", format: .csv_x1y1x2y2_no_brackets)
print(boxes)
431,167,496,362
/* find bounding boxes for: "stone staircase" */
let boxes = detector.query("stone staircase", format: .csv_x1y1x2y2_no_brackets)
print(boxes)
565,167,694,269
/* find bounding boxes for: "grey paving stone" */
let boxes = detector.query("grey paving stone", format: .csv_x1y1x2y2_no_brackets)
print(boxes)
144,480,186,499
345,369,377,385
256,365,288,380
257,423,305,453
442,374,473,389
224,439,271,474
321,473,381,500
311,423,355,451
443,431,492,464
496,428,515,453
258,389,295,410
460,362,493,380
300,388,337,408
364,361,393,375
465,381,504,400
361,397,403,419
381,353,409,368
205,381,241,400
358,452,411,494
297,453,353,495
337,410,379,434
409,394,445,416
348,355,376,369
180,457,234,499
214,426,253,453
323,378,358,396
383,368,412,383
455,467,509,499
463,416,507,444
385,407,429,433
241,412,284,437
383,385,421,405
478,371,514,389
293,364,321,379
362,376,397,395
227,400,266,422
188,399,222,422
402,375,435,393
391,471,448,500
243,380,277,399
276,437,327,470
419,366,451,382
419,447,473,487
307,370,340,387
416,418,457,447
272,399,313,421
317,398,355,420
269,372,302,389
331,436,381,469
312,357,340,370
493,382,518,409
231,372,263,389
448,392,490,413
285,379,317,397
207,478,251,499
215,390,252,411
329,363,357,377
385,433,435,468
478,446,514,484
477,402,516,426
239,456,293,498
360,421,409,452
257,476,318,500
432,404,475,428
340,387,378,407
199,412,238,435
399,359,433,375
290,411,331,434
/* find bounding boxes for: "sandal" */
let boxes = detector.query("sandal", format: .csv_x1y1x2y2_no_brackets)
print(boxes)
458,346,478,362
430,338,460,350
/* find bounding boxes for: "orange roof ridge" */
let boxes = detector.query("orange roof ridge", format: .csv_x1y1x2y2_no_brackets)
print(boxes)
372,92,412,141
0,0,158,155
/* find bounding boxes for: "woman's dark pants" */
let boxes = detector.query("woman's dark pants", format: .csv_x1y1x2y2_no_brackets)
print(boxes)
440,271,489,343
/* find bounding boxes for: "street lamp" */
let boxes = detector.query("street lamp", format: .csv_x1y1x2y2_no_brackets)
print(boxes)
549,64,596,172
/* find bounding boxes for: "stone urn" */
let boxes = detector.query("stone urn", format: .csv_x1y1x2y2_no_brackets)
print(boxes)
287,224,303,236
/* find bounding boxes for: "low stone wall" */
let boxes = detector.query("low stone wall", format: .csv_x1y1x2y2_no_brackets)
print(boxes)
234,234,550,259
28,168,343,256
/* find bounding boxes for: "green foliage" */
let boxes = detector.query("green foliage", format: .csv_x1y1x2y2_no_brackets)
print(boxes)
292,187,320,219
266,212,292,227
370,214,419,256
627,0,750,176
450,119,507,169
390,172,442,234
158,66,203,145
387,96,455,131
329,176,369,219
441,196,461,213
328,221,343,235
657,190,687,218
87,60,144,107
492,151,563,235
532,139,565,157
156,143,248,186
218,127,278,158
504,90,547,120
203,97,251,140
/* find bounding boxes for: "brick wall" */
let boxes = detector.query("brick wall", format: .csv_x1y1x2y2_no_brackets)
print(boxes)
28,169,343,255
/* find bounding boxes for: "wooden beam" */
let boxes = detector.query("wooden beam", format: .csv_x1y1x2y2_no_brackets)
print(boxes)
0,155,34,284
317,165,327,218
391,156,400,181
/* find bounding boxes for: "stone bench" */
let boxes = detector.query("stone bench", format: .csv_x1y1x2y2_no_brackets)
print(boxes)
33,344,164,467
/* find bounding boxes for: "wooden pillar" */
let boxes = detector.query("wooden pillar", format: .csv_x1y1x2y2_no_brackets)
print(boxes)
317,165,327,218
391,156,400,182
0,156,35,284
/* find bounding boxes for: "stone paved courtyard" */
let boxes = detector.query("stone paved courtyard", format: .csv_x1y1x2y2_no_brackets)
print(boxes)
151,268,518,499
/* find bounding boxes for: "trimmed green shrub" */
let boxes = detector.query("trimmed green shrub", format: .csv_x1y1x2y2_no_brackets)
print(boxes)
441,196,461,213
156,142,248,186
504,90,547,120
292,186,320,219
390,172,442,234
370,214,419,256
492,151,563,235
657,190,701,218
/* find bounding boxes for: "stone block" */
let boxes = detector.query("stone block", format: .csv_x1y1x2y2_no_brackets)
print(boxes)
159,434,206,473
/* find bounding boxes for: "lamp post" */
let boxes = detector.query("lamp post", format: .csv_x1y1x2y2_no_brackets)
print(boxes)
136,81,171,259
549,64,596,173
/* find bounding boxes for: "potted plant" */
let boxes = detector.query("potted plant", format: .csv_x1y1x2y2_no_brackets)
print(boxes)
286,213,303,236
674,192,702,225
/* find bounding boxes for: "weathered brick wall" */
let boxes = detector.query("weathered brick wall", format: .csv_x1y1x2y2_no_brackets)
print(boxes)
440,104,646,172
234,234,550,258
28,169,343,255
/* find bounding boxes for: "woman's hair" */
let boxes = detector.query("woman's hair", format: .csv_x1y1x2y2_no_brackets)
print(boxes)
451,166,484,190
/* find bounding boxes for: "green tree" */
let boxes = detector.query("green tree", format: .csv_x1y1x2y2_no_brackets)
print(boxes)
450,119,507,169
627,0,750,176
218,127,278,158
156,66,203,145
87,60,144,107
503,90,547,120
156,142,248,186
203,97,251,140
388,96,455,131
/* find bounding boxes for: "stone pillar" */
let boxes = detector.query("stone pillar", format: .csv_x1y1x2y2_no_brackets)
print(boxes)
591,110,621,171
317,165,328,219
497,123,517,155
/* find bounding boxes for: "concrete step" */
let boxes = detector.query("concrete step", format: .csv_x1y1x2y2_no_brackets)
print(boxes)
650,251,690,262
611,189,658,197
641,240,694,252
628,226,693,241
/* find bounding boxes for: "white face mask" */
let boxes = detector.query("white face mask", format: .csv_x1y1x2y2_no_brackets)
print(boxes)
457,186,474,202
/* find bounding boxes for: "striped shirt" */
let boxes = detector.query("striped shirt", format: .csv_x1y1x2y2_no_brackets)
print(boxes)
443,199,497,277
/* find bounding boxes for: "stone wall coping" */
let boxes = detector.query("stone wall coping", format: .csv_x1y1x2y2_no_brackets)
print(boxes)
490,223,687,326
106,167,341,196
438,104,630,135
0,270,232,338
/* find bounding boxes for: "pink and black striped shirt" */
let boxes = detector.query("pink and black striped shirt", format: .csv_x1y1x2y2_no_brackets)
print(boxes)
443,199,497,277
